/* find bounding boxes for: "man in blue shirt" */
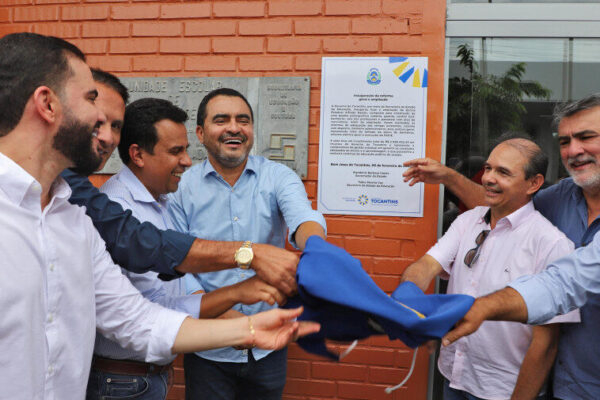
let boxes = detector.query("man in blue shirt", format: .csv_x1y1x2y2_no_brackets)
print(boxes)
88,98,285,400
169,88,327,400
404,94,600,399
61,74,300,296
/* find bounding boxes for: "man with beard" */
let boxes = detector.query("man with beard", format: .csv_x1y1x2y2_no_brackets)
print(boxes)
0,32,319,400
401,137,578,400
403,96,600,399
168,88,327,400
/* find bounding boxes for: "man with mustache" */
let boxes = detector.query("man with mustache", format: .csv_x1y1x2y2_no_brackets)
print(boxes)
88,98,285,400
0,32,319,400
168,88,327,400
404,96,600,399
401,137,578,400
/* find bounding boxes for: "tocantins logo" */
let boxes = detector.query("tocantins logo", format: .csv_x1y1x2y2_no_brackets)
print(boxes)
366,68,381,85
357,194,369,205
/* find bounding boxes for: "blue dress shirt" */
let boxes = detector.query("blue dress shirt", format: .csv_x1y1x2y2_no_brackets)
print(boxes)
168,156,327,363
510,178,600,399
94,165,201,363
62,169,193,278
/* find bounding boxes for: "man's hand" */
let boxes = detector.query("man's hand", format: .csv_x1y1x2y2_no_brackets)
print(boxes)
403,158,451,186
234,276,287,306
442,298,489,346
252,243,299,296
252,307,320,350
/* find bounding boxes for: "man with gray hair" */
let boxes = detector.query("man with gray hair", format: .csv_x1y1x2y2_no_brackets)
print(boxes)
404,94,600,399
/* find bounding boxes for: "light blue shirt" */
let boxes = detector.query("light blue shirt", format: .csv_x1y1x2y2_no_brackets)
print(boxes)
510,177,600,399
168,156,326,363
95,165,201,363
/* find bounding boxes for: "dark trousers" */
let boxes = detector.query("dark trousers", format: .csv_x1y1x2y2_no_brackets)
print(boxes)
184,348,287,400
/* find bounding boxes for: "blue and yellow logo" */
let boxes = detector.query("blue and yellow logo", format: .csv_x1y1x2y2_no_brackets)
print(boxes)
357,194,369,205
366,68,381,85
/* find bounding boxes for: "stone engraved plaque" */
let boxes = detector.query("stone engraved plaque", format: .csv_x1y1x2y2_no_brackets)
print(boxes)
97,77,310,178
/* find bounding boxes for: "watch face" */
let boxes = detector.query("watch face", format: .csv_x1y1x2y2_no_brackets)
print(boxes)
237,248,253,264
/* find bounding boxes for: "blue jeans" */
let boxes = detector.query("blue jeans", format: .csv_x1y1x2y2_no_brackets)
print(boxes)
184,348,287,400
86,368,170,400
443,379,547,400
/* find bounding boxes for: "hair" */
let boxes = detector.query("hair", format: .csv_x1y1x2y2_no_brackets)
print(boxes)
0,32,86,136
196,87,254,127
493,132,548,180
552,93,600,131
91,68,129,104
119,98,188,164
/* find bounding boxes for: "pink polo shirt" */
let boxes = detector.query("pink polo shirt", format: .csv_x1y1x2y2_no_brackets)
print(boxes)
428,202,580,399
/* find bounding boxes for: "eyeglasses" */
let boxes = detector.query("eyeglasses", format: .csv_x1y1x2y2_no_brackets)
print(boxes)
464,229,490,268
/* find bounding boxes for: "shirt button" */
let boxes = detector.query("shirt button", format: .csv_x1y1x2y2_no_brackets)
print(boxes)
242,349,248,355
49,263,55,272
48,314,53,323
241,273,246,278
48,365,54,374
233,216,239,221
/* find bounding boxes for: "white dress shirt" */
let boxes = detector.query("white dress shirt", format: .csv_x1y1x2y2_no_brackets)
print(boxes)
0,152,188,400
428,202,579,399
94,165,201,364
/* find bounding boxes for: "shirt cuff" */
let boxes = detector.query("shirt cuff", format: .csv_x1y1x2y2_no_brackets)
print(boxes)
509,276,557,325
145,306,189,363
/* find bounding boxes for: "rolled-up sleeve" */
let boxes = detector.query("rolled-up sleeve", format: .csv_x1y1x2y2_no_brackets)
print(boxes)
509,232,600,324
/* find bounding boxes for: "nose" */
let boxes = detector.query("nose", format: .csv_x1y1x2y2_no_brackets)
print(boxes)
566,138,585,158
481,169,495,185
226,119,241,133
96,121,114,147
180,150,192,168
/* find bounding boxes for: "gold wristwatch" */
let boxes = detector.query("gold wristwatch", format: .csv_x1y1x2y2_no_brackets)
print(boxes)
235,241,253,270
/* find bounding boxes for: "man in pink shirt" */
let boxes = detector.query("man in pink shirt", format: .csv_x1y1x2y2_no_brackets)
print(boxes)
401,137,579,400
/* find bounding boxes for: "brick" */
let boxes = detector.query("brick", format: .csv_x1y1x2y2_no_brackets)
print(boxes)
325,235,344,248
372,257,411,275
400,239,417,258
62,5,108,20
323,37,378,52
369,366,407,385
160,38,210,54
160,3,210,19
185,55,237,72
304,181,316,198
306,163,318,180
84,0,128,2
295,18,350,34
86,55,130,71
286,359,310,379
82,22,129,38
239,19,291,35
409,17,422,35
0,8,9,22
133,21,181,37
345,237,401,256
381,35,421,53
340,347,396,366
34,23,79,38
69,38,107,54
338,381,391,399
326,218,372,236
213,37,264,53
284,378,337,397
325,0,380,16
14,5,58,21
352,17,409,34
110,38,158,54
269,0,321,16
239,55,292,71
374,220,428,240
287,343,326,361
366,334,408,349
213,1,265,18
309,109,319,127
133,56,182,72
0,24,31,36
295,54,323,71
268,37,320,53
383,0,423,15
111,4,159,20
312,362,368,381
2,0,31,5
37,0,78,2
372,274,401,292
307,143,318,163
185,20,236,36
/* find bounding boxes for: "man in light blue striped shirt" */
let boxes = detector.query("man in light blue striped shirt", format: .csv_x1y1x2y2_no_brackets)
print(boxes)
88,97,286,400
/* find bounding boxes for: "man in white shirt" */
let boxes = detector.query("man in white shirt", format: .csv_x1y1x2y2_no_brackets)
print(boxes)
89,97,286,400
0,31,318,400
401,137,579,400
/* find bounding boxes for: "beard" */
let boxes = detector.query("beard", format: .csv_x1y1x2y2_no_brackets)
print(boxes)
52,112,101,176
565,155,600,191
205,133,252,169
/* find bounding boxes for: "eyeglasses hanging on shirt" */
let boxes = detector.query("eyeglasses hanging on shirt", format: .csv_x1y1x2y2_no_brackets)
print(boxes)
464,229,490,268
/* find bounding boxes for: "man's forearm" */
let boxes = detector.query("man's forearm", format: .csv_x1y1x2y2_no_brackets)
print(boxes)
294,221,326,252
511,325,559,400
176,239,240,274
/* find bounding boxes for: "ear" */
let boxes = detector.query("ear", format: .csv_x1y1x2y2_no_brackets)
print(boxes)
526,174,544,196
195,125,204,144
32,86,60,125
129,144,144,168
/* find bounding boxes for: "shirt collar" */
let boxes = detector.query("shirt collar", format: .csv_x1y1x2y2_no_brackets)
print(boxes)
482,200,535,229
118,165,166,205
201,155,257,179
0,151,71,208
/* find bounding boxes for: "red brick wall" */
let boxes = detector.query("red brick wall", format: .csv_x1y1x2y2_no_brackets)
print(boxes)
4,1,446,398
